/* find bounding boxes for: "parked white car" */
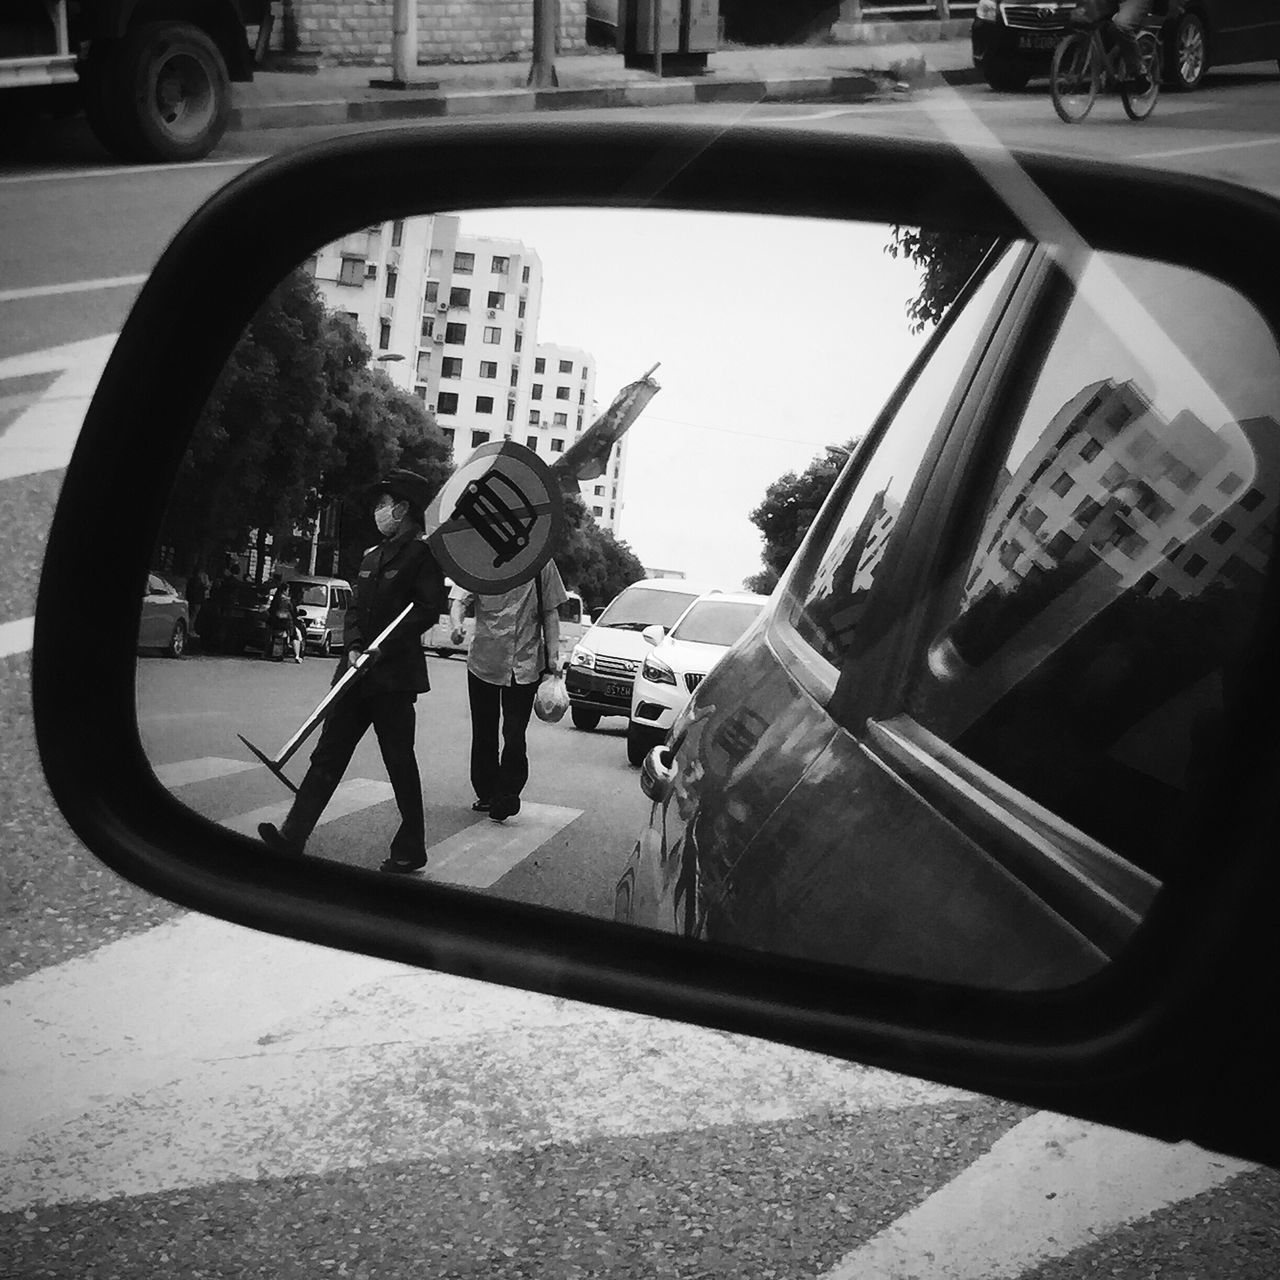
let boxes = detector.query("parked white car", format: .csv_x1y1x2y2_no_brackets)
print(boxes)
626,591,769,764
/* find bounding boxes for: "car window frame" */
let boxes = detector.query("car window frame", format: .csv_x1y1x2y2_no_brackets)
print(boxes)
764,239,1038,713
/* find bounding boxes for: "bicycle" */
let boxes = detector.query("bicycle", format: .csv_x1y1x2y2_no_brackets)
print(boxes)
1050,2,1162,123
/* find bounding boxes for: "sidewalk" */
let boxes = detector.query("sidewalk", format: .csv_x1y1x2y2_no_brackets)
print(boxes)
229,31,981,133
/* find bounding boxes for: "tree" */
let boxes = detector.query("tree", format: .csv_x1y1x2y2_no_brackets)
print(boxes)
745,443,855,589
886,227,997,334
552,493,646,615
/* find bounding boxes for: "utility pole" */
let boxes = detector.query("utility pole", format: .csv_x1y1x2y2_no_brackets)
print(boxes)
391,0,418,86
528,0,559,87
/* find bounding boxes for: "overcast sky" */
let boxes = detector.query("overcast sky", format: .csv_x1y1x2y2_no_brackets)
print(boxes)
454,207,931,589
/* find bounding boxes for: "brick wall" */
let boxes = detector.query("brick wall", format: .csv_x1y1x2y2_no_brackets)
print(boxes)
286,0,588,66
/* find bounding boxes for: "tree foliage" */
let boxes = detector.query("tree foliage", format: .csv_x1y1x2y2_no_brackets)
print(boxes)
158,271,451,582
886,227,997,334
553,493,646,615
744,443,855,590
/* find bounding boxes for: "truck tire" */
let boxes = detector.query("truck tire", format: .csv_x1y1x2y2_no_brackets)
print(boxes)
81,44,135,158
114,22,231,162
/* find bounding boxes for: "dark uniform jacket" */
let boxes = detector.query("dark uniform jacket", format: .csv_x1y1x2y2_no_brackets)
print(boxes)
342,524,447,696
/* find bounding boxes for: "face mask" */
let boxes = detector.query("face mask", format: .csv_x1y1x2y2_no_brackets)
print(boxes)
374,503,403,537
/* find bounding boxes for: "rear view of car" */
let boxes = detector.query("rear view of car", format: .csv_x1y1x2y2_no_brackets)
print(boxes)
565,579,712,731
627,592,768,764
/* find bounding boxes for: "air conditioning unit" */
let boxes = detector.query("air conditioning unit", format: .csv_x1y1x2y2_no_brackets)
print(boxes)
433,330,445,342
436,301,449,312
486,309,497,319
379,300,394,319
507,389,518,400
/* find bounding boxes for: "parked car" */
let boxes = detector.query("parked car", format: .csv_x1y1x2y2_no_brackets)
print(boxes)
565,578,715,731
971,0,1280,92
199,578,272,654
616,234,1280,1002
422,588,588,665
284,574,353,655
137,572,189,658
627,591,768,765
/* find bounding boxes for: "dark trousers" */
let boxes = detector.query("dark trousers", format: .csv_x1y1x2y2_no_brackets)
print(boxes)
281,690,425,860
468,671,538,804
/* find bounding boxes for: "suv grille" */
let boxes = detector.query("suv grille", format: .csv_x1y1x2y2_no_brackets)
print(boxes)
685,673,705,693
595,655,638,678
1002,3,1069,29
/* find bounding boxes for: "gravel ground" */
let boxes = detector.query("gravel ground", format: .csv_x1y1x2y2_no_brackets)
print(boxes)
1,1099,1028,1279
0,656,184,987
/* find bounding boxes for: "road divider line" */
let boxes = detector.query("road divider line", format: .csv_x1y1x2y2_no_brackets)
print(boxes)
152,756,262,788
0,616,34,660
0,275,148,304
427,802,583,888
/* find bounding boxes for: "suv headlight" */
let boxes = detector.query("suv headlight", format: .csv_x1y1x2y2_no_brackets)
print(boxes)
642,656,677,686
976,0,999,19
570,646,595,670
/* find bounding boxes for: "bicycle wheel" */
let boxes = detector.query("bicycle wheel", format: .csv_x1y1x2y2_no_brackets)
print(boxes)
1121,32,1161,120
1051,32,1098,123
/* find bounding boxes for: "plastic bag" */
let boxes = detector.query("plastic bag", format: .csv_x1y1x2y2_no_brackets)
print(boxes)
534,671,569,723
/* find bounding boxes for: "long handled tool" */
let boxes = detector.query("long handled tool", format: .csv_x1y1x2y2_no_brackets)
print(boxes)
237,603,416,793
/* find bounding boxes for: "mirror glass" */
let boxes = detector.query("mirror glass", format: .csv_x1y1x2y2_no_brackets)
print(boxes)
136,208,1280,994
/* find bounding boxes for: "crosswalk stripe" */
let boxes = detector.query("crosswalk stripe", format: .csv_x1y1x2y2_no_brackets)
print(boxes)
220,777,395,837
151,756,261,788
0,333,117,483
428,802,583,887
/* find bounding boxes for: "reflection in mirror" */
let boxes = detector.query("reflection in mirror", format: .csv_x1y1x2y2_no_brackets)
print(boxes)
136,208,1279,995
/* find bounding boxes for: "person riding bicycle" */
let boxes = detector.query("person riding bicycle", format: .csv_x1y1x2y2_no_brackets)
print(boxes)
1111,0,1154,93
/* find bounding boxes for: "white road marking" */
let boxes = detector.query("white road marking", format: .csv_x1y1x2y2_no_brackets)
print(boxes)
428,802,583,887
220,776,395,837
821,1109,1253,1280
0,333,117,483
1133,135,1280,160
0,615,34,660
0,156,264,186
0,274,147,304
151,756,261,788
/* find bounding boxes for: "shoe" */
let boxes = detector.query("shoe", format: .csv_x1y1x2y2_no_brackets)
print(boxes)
489,794,520,822
293,656,303,664
258,821,303,857
472,799,490,812
379,855,426,874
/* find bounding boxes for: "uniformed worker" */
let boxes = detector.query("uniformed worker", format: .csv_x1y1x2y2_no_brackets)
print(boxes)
259,469,447,874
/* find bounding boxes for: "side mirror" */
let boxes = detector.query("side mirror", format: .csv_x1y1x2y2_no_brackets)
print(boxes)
641,624,665,646
31,121,1280,1169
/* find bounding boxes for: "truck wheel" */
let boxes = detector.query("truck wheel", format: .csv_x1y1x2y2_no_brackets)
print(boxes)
80,44,135,158
116,22,231,162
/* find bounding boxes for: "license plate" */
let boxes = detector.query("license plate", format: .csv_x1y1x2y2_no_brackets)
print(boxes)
606,682,632,698
1017,33,1058,50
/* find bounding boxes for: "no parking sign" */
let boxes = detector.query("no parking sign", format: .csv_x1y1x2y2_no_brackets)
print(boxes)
423,440,564,593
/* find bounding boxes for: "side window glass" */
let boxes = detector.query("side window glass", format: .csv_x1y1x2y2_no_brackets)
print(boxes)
783,243,1024,670
907,254,1280,877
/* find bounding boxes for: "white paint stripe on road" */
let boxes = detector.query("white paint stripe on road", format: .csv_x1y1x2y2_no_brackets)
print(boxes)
0,615,34,659
428,802,582,888
220,776,395,836
1133,136,1280,160
0,979,968,1211
0,274,148,304
151,756,261,788
0,333,117,482
820,1109,1253,1280
0,156,263,186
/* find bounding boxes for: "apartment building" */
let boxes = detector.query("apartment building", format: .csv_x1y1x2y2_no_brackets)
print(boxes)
309,216,627,533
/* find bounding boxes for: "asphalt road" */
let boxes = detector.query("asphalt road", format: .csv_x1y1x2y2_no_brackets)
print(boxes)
5,81,1280,1277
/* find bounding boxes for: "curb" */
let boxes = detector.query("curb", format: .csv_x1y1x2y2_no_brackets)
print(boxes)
227,70,898,133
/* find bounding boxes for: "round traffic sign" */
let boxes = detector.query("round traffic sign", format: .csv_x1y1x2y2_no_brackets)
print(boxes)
423,441,564,593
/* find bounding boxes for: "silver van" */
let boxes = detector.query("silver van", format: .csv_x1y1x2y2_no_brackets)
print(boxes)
286,575,353,656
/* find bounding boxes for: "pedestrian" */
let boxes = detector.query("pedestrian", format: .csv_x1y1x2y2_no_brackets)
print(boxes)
185,569,208,613
266,575,302,663
449,558,566,823
258,470,447,874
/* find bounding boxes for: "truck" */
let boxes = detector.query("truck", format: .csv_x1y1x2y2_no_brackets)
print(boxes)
1,0,266,163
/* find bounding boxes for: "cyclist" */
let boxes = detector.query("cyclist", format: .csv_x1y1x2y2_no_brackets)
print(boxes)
1112,0,1154,93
